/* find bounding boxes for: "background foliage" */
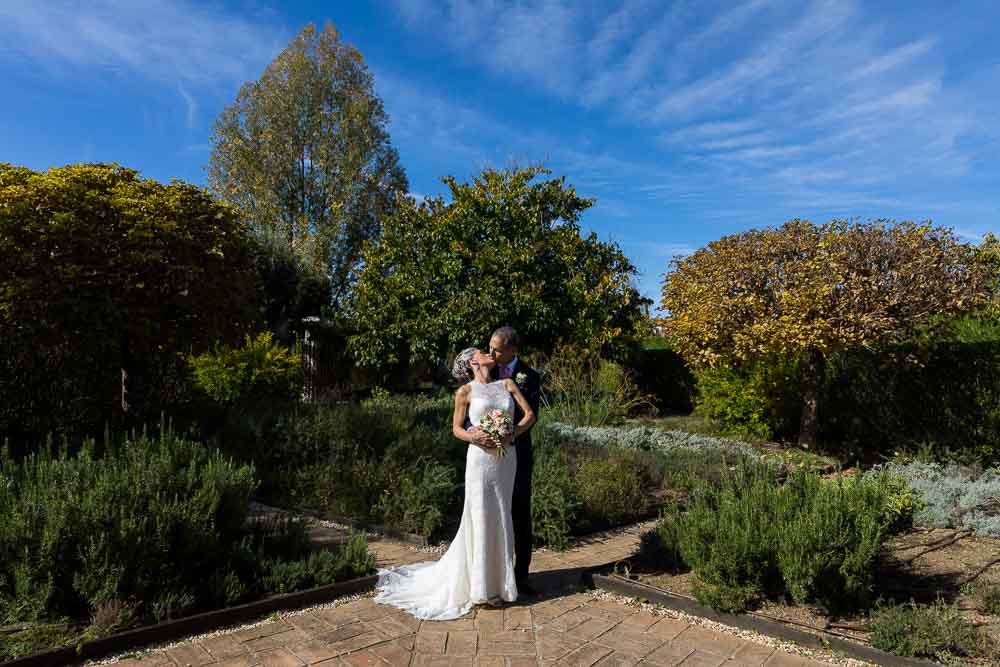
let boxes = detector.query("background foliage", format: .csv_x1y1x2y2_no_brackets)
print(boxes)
662,219,992,446
0,163,260,446
208,22,407,310
348,166,650,368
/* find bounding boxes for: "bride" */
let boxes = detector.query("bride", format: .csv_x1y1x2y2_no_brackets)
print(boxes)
373,347,536,620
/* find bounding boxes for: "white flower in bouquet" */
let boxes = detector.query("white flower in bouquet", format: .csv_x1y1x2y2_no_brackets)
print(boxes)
479,409,514,458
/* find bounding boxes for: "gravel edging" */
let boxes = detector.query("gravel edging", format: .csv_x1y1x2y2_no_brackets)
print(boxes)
590,573,939,667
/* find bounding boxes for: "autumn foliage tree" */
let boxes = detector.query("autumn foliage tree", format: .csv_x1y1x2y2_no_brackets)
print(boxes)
661,219,992,447
208,22,408,310
348,166,648,368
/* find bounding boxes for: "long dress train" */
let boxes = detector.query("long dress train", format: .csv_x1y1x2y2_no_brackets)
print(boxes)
373,380,518,620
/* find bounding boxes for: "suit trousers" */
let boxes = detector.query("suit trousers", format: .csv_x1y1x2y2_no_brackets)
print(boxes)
511,437,533,584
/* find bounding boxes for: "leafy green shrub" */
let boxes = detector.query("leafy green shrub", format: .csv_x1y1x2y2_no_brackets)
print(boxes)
661,465,901,613
375,458,458,537
530,439,579,551
294,453,393,519
774,474,890,610
638,508,685,571
542,347,654,426
0,163,261,447
868,600,980,659
871,472,925,534
189,331,302,405
675,464,783,612
234,391,460,514
574,453,647,526
692,357,802,441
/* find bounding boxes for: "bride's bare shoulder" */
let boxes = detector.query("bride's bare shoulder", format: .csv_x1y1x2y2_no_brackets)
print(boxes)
455,384,471,399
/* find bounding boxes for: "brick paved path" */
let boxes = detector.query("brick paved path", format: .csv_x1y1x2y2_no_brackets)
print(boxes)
102,522,838,667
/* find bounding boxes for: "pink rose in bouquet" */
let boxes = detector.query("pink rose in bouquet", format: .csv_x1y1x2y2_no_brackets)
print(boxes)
479,409,514,457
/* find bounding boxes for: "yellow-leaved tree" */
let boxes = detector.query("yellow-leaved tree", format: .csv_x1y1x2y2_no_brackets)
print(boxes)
661,219,992,447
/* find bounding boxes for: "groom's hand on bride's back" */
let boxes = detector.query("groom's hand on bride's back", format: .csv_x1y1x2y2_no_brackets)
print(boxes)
524,367,541,418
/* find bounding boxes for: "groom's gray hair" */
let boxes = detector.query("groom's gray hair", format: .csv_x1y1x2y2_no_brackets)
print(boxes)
491,326,520,348
451,347,478,382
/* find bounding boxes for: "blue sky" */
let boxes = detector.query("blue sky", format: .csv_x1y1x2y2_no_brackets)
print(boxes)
2,1,999,303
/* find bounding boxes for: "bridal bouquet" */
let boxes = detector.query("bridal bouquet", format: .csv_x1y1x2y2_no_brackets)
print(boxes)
479,409,513,458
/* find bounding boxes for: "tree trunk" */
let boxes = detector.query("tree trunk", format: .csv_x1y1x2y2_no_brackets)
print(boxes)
120,334,145,419
798,349,823,448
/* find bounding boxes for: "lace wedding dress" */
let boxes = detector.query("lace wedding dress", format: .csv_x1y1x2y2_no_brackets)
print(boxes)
373,380,519,620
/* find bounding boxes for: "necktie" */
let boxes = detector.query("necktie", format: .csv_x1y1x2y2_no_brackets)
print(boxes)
501,365,512,379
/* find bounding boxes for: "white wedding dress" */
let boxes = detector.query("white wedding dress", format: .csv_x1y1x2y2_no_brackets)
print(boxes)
373,380,519,620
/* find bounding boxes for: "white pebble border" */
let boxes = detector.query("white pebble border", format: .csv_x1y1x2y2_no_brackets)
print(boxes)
407,542,448,554
312,517,378,538
86,591,376,666
586,589,876,667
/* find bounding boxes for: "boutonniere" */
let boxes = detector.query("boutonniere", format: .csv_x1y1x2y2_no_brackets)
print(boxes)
515,372,528,386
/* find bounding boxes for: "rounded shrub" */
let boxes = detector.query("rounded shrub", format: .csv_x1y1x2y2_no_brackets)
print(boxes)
531,437,579,550
574,452,647,526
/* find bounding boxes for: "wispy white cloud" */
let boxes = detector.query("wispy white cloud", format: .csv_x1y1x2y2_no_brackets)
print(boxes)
177,84,198,128
388,0,997,220
392,0,582,96
846,38,936,81
0,1,286,86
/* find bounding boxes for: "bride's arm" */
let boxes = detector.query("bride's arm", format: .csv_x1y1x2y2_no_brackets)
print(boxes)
452,385,493,446
504,380,536,438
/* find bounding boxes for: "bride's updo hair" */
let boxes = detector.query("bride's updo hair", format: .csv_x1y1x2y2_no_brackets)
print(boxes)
452,347,478,382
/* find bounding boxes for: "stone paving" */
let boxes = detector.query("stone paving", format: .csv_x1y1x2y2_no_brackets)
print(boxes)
99,522,841,667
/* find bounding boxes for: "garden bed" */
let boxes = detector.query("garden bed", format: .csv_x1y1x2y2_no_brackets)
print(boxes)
0,430,377,662
625,526,1000,664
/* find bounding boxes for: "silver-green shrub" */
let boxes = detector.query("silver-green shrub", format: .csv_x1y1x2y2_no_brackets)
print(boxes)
546,421,761,459
870,462,1000,536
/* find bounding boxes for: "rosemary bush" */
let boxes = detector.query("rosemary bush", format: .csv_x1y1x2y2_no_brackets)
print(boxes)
0,429,374,660
655,465,914,613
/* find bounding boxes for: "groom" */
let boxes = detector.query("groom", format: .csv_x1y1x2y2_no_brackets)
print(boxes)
488,325,540,597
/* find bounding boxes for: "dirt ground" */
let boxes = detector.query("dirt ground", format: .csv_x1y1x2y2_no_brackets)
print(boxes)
630,528,1000,664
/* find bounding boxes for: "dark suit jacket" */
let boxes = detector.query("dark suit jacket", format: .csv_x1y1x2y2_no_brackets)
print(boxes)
507,358,540,446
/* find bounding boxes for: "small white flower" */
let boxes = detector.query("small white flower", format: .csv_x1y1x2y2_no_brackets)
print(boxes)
515,372,528,385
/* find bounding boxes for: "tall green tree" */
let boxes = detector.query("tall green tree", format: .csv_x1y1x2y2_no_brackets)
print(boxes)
0,163,260,444
348,166,649,368
208,22,408,310
661,219,992,447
